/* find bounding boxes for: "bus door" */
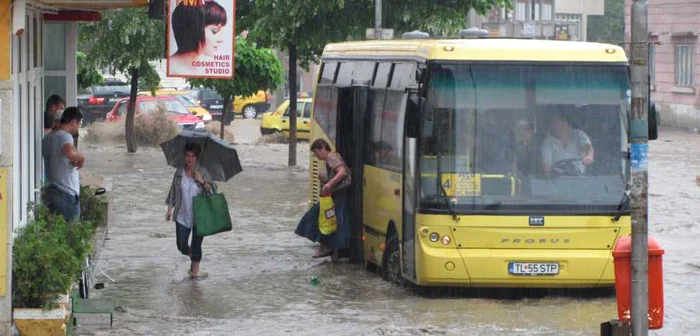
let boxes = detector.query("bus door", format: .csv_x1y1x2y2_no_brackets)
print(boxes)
401,93,421,282
336,85,369,263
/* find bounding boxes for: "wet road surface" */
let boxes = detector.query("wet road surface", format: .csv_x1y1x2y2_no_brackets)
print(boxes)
75,122,699,335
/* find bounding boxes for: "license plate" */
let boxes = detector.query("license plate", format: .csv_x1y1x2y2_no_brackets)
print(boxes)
109,98,120,103
210,105,223,109
508,262,559,276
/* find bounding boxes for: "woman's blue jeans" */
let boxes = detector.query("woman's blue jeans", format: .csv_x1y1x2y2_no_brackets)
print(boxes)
176,222,203,262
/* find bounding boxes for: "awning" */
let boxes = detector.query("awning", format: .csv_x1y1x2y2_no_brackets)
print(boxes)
39,0,148,10
40,0,149,21
44,10,101,22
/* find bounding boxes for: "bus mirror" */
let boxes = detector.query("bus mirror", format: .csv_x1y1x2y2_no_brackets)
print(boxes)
406,94,423,138
648,100,658,140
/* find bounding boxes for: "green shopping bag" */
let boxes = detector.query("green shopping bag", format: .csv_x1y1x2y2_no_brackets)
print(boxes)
193,192,232,237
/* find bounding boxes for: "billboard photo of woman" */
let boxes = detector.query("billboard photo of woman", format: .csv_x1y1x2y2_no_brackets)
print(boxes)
168,0,235,78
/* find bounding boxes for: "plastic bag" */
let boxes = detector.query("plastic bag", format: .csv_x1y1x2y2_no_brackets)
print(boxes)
318,194,338,235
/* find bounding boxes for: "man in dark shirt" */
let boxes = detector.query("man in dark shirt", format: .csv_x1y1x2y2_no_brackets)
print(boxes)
44,94,66,135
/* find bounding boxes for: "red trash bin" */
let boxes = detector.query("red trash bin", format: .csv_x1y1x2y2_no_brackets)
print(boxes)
612,235,665,329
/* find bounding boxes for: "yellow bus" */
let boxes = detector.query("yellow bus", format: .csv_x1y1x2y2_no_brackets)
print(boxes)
308,36,657,288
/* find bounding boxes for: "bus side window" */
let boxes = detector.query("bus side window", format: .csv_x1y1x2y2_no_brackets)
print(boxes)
391,63,415,89
365,63,392,166
353,62,376,82
380,89,405,170
336,62,355,86
320,62,338,84
373,63,392,88
366,89,386,165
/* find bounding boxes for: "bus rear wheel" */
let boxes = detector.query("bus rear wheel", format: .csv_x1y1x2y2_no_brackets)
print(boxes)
382,234,402,285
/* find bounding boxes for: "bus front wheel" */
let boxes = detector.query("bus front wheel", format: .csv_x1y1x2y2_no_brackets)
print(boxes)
382,234,402,285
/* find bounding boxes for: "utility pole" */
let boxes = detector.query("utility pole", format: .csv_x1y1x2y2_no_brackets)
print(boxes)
630,1,650,335
375,0,382,39
288,44,298,167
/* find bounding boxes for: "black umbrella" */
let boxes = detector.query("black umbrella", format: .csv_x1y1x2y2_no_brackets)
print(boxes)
160,131,242,182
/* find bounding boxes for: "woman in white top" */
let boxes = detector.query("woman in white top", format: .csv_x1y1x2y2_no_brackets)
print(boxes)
165,142,216,278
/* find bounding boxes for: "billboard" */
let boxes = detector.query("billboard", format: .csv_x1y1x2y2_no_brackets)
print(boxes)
167,0,235,79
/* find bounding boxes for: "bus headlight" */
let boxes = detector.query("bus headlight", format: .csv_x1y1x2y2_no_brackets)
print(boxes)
441,236,452,245
429,233,439,242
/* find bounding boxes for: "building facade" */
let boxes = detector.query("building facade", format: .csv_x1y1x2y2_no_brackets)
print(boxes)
625,0,700,129
0,1,147,333
476,0,605,41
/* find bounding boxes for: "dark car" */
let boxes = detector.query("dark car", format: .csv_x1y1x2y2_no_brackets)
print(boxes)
78,79,131,125
187,88,234,125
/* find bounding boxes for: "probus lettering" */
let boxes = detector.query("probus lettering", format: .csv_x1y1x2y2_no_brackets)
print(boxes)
501,238,571,244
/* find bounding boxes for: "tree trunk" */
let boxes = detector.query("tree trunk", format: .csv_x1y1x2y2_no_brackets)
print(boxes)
126,67,139,153
221,95,231,140
288,44,297,167
274,49,286,108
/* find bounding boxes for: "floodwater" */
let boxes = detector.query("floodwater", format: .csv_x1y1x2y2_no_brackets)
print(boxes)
75,121,700,336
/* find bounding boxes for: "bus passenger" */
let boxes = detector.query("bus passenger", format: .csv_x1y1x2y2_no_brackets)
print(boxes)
513,119,537,175
541,113,595,177
295,139,352,259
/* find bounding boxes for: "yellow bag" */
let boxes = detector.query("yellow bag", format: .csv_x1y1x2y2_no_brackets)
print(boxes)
318,195,338,235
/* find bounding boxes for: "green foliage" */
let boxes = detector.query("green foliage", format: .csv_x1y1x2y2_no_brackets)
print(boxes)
587,0,624,43
188,37,283,118
79,8,165,75
79,185,108,232
77,52,104,91
138,63,161,95
80,8,166,152
242,0,513,68
13,206,92,310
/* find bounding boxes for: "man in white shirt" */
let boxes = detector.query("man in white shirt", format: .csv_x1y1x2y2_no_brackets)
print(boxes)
541,113,595,177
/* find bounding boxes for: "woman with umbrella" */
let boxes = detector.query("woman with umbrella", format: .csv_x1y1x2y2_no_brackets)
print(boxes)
162,131,242,278
165,142,217,278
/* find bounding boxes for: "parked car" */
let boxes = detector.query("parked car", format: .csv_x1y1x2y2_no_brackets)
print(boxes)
106,96,205,132
233,90,271,119
260,98,312,139
188,88,271,122
77,78,131,125
138,90,212,123
187,88,230,124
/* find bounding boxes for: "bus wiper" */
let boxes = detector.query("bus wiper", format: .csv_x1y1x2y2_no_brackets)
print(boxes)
440,184,460,223
612,190,631,222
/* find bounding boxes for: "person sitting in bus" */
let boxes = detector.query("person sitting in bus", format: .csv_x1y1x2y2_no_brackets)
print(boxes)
294,139,352,259
541,112,595,177
513,119,538,175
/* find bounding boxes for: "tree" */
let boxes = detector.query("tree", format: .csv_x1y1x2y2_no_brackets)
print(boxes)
587,0,624,43
188,37,283,140
138,63,161,96
77,52,103,91
80,8,165,153
240,0,512,166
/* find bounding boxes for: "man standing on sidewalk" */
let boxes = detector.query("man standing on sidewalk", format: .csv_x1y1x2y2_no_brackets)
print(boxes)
43,94,66,135
42,107,85,221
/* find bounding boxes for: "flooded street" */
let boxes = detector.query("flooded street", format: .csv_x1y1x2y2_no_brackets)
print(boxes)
75,120,700,336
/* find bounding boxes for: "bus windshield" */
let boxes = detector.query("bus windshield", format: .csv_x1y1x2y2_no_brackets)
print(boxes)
420,63,630,214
